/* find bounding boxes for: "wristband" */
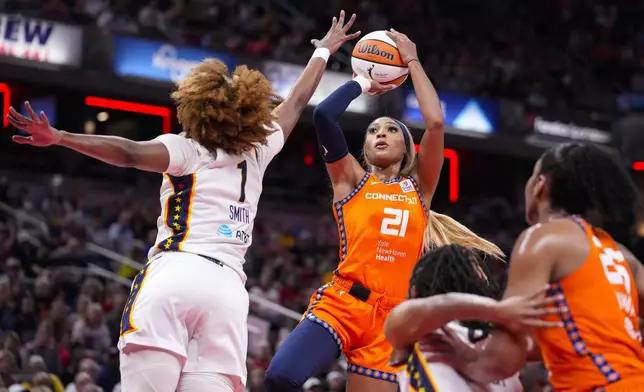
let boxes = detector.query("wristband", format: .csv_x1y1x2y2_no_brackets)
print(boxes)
312,48,330,63
353,75,371,94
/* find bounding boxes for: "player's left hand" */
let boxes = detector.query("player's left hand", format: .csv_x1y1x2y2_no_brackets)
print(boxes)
493,285,566,332
7,101,62,146
311,10,361,55
385,28,419,65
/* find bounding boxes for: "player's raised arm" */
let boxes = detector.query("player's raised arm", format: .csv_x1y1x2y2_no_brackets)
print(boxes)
386,29,444,204
8,103,170,173
273,10,361,140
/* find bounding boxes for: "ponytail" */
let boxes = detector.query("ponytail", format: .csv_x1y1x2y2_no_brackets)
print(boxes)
423,211,505,260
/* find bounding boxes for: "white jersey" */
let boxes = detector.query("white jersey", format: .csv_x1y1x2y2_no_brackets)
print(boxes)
396,322,522,392
148,123,285,282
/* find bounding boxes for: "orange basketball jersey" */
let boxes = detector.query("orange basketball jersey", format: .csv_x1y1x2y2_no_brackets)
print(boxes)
536,218,644,391
333,173,428,299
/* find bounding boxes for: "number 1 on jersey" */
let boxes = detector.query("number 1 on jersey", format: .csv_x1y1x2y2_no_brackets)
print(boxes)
380,208,409,237
237,160,247,203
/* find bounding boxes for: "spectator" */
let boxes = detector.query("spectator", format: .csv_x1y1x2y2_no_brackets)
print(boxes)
0,350,18,389
22,322,62,377
64,372,101,392
71,304,110,353
21,356,64,392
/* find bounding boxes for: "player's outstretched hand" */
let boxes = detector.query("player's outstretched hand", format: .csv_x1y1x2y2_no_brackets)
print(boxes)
7,101,62,147
311,10,361,55
385,28,419,65
493,284,566,332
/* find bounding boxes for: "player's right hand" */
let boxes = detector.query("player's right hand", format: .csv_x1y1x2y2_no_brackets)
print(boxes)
493,285,566,331
7,101,62,147
311,10,361,55
366,80,395,96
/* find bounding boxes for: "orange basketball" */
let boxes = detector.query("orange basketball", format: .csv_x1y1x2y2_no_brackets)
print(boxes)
351,31,409,89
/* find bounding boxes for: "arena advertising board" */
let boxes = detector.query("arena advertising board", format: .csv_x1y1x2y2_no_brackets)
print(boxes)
617,92,644,112
263,60,374,114
403,90,499,133
527,113,612,144
112,36,237,83
0,14,83,66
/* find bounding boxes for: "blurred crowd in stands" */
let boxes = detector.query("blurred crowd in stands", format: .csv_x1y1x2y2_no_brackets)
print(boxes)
0,172,560,392
3,0,644,114
0,0,643,391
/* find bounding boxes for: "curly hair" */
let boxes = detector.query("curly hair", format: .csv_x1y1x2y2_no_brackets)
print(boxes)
171,59,276,155
539,143,641,245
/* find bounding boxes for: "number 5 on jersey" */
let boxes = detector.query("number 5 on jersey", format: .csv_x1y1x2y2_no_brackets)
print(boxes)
380,208,409,237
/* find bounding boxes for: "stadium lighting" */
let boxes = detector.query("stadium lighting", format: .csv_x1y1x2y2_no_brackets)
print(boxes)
0,83,10,127
414,144,459,203
84,96,172,134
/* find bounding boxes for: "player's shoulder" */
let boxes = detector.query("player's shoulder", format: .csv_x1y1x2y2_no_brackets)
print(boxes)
517,218,585,253
156,132,212,156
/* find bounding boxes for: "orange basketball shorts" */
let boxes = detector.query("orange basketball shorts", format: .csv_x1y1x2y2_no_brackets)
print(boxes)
302,275,403,384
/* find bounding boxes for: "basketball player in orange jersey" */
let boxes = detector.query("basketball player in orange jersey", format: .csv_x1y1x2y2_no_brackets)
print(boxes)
265,29,503,392
423,143,644,391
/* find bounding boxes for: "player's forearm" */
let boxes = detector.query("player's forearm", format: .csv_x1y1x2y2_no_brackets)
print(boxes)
408,61,444,131
273,53,329,137
286,56,327,112
385,293,498,348
58,131,139,167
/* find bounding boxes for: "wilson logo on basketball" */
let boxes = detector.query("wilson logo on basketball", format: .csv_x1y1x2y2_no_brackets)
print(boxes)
356,43,395,61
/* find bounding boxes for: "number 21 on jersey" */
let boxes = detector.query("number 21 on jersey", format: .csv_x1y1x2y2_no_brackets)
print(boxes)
380,208,409,237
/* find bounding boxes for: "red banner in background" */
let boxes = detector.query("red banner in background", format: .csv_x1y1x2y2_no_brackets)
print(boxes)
415,145,459,203
0,83,10,127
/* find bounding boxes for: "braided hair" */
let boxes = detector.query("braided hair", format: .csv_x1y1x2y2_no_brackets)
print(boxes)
409,244,504,331
409,244,502,300
539,143,640,245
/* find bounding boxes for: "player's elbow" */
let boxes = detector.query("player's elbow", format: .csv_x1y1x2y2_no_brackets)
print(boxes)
424,118,444,133
312,105,334,128
120,140,141,168
384,305,413,349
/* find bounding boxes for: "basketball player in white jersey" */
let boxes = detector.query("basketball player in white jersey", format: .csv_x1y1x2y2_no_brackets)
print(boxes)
6,11,368,392
384,244,563,391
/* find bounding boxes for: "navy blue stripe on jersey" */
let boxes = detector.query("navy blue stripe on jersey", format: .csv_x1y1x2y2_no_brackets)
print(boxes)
548,283,621,385
405,345,438,391
157,173,196,251
120,263,151,336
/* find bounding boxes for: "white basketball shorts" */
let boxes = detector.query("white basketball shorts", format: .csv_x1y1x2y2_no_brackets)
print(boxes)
118,252,249,387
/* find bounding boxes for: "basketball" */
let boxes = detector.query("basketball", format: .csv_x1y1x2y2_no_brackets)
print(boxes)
351,30,409,88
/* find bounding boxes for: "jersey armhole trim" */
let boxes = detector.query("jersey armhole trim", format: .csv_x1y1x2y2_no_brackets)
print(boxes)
408,176,429,218
332,172,371,209
333,172,370,263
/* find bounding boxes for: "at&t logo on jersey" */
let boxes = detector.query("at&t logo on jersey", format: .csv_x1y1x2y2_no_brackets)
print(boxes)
218,224,233,238
217,223,250,244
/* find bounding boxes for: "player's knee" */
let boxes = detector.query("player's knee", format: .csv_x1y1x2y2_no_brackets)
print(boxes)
178,372,235,392
264,361,303,392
